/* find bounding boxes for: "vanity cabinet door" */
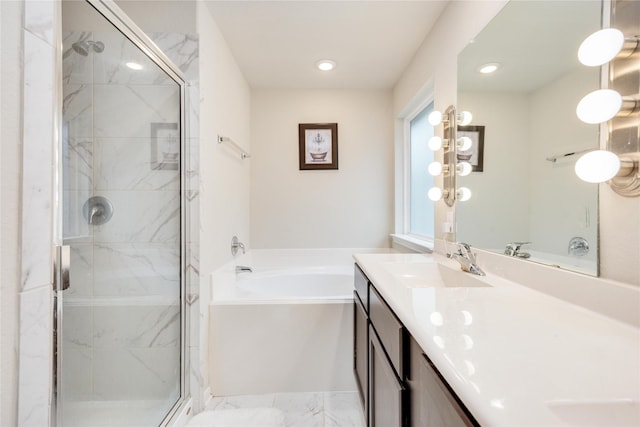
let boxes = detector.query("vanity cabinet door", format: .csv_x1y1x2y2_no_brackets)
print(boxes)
369,285,405,378
369,325,405,427
408,336,478,427
353,292,368,420
354,264,369,312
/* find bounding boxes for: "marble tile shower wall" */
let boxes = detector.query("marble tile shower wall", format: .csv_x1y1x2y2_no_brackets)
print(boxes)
19,1,57,425
60,30,200,404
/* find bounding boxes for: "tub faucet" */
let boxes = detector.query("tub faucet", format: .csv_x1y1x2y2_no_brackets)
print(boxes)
231,236,246,256
568,237,589,256
447,242,486,276
235,265,252,274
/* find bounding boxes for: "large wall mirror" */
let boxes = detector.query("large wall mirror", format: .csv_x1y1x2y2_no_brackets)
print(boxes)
456,0,602,276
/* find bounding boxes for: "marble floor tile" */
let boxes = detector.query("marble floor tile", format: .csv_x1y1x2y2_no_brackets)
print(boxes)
205,391,365,427
207,393,276,411
274,392,324,427
324,392,365,427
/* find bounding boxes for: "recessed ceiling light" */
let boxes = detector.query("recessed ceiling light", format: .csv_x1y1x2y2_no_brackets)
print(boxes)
316,60,336,71
478,63,500,74
126,61,143,71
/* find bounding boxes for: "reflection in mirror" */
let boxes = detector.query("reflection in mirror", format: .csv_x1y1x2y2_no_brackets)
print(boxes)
456,1,602,276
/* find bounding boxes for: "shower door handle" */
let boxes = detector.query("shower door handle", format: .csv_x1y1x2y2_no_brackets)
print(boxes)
54,245,71,291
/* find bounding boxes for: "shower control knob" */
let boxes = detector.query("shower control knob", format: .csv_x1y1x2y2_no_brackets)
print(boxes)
83,196,114,225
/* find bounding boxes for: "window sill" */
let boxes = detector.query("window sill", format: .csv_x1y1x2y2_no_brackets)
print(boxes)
390,234,434,253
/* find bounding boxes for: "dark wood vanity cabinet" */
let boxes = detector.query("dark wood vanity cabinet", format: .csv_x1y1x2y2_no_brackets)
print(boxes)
369,324,406,427
354,263,479,427
353,291,368,418
353,265,369,424
407,336,479,427
354,264,408,427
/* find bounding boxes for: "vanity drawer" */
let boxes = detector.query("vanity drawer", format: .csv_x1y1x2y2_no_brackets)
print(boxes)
354,264,369,313
369,285,406,378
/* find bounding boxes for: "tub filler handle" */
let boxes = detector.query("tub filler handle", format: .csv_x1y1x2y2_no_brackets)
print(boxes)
231,236,246,256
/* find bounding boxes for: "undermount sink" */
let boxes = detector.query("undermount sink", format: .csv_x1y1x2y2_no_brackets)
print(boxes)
547,399,640,426
381,262,491,288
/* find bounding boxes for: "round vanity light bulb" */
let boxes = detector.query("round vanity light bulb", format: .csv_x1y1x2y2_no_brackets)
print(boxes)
428,136,444,151
576,89,623,124
428,111,444,126
575,150,621,183
578,28,625,67
428,187,443,202
428,162,443,176
457,187,472,202
457,161,472,176
457,136,472,151
457,111,473,126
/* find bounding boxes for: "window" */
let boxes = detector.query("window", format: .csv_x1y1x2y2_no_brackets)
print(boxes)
408,102,435,238
393,98,435,251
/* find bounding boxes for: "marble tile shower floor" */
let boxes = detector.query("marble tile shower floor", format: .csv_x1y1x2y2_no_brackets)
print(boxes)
62,399,173,427
200,391,365,427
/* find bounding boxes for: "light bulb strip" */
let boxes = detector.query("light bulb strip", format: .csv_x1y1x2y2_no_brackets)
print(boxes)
428,106,475,204
617,156,637,178
620,37,640,59
574,16,640,197
620,96,640,117
609,153,640,197
442,105,458,207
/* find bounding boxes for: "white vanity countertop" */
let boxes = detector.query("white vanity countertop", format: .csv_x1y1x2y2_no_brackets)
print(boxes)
353,252,640,427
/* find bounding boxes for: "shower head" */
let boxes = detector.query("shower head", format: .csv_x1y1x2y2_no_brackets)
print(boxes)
72,40,104,56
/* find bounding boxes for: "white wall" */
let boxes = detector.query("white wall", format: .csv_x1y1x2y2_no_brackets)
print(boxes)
250,89,394,249
197,2,251,402
1,1,23,425
198,3,251,271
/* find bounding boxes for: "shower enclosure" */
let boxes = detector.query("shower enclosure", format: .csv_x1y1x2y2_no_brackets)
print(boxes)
56,1,187,425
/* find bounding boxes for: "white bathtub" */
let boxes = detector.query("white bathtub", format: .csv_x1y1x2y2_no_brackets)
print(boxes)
210,249,369,304
208,248,389,396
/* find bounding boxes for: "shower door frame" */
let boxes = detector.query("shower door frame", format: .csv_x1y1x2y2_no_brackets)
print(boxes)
53,1,190,425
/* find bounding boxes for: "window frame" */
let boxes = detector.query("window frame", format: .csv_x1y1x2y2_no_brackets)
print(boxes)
393,94,436,252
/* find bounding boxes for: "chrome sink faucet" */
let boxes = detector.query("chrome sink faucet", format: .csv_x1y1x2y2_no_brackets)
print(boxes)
504,242,531,259
447,242,486,276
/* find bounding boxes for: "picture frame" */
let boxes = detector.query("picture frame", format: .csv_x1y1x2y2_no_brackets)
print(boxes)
298,123,338,170
457,125,485,172
150,122,179,170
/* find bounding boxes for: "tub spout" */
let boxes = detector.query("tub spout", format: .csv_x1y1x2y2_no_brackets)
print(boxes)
235,265,252,274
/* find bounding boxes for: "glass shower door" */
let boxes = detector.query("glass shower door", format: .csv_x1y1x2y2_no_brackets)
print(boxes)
59,1,183,425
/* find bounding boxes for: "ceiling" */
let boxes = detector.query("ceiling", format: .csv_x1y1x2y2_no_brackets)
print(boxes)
457,0,601,93
205,1,448,90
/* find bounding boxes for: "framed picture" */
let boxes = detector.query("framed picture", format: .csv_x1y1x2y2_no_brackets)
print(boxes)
457,125,485,172
151,122,179,170
298,123,338,170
